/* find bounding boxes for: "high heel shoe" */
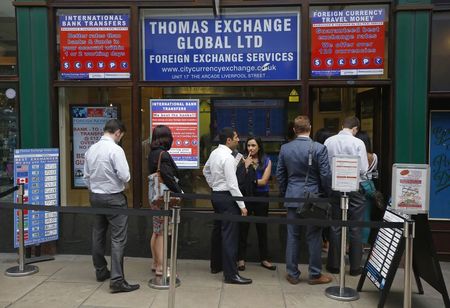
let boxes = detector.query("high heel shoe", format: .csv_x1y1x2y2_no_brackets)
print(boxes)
237,261,245,271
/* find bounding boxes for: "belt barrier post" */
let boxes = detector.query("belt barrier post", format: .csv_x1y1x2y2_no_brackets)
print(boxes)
168,206,181,308
403,219,415,308
325,193,359,301
5,184,39,277
149,190,180,290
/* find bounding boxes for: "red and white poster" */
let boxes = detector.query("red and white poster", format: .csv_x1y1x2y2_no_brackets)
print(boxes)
150,99,199,169
310,7,386,77
59,14,130,79
392,164,429,214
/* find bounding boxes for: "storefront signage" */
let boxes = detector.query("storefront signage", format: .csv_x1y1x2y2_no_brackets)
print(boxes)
429,111,450,219
331,155,360,192
59,14,130,79
143,12,299,81
310,7,386,77
71,106,118,187
150,99,199,169
392,163,429,214
14,148,59,248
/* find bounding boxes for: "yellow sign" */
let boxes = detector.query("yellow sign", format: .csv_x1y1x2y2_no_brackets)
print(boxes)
289,89,299,103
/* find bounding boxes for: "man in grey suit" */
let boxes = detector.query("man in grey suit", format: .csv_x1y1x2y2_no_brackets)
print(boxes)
276,115,332,285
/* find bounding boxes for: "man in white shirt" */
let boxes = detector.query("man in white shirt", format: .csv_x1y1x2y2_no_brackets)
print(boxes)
324,116,368,277
84,119,140,293
203,127,252,284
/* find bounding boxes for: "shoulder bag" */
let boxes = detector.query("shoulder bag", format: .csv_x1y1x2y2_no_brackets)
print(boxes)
296,141,331,219
148,151,181,207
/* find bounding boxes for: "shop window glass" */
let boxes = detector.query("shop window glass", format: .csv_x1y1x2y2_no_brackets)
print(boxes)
141,86,300,209
58,87,132,206
0,2,17,75
309,5,389,80
0,85,18,200
430,11,450,92
56,9,131,80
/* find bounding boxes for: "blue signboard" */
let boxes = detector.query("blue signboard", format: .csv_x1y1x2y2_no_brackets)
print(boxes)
142,12,300,81
429,111,450,219
13,149,59,248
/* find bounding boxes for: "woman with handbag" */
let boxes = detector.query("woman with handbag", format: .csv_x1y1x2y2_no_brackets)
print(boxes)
236,136,276,271
148,125,182,276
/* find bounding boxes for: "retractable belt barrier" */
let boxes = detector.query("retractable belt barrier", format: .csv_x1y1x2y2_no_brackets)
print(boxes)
0,186,412,308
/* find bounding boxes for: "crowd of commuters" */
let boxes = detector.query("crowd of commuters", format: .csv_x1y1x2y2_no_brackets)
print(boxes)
84,115,379,291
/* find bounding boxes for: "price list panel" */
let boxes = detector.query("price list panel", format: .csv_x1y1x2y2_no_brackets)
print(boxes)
366,209,408,290
13,149,59,248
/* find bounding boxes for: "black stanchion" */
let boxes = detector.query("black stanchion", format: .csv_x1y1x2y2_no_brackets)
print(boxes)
5,184,39,277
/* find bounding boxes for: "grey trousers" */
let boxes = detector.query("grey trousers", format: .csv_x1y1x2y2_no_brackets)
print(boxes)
90,192,128,283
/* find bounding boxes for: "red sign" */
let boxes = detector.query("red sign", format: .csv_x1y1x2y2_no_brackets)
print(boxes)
311,8,386,77
59,14,130,79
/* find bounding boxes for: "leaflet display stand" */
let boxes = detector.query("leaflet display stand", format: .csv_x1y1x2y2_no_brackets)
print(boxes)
357,211,450,308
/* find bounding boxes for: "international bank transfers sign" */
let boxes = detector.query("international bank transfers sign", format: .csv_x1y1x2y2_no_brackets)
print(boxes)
143,12,300,81
59,14,130,79
150,99,199,169
310,7,386,77
14,149,59,248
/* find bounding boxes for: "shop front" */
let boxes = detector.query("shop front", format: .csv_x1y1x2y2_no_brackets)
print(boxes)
4,0,440,259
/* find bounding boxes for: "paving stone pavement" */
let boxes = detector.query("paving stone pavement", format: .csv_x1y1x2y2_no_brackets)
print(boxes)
0,254,449,308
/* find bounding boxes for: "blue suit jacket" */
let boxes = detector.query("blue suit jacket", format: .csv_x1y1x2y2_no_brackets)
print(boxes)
276,137,332,208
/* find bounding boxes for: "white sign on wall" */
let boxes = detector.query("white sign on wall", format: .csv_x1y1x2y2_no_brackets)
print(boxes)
391,163,429,214
331,155,360,192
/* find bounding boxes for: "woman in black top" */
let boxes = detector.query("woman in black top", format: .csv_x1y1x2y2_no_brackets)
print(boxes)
148,125,182,275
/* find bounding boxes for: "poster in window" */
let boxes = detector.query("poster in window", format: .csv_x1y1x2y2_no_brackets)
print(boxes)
429,111,450,219
70,106,119,188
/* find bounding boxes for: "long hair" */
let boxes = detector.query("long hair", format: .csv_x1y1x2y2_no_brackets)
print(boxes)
150,125,173,150
245,136,267,171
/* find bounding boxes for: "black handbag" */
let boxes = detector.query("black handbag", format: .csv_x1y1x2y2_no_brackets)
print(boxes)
296,141,331,220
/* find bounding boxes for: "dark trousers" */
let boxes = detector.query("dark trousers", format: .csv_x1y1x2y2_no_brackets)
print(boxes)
210,191,240,278
90,192,128,283
238,191,269,262
327,190,366,271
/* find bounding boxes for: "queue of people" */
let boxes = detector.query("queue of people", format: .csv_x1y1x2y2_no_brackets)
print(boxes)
84,115,378,291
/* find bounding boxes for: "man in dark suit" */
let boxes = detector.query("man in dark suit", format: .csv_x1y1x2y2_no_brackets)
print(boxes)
276,115,332,285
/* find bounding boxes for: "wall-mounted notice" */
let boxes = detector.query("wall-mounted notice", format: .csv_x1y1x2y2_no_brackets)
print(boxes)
142,12,300,81
71,106,118,188
150,99,199,169
310,7,386,77
13,148,59,248
59,14,130,79
429,111,450,219
365,209,407,290
331,155,360,192
392,163,429,214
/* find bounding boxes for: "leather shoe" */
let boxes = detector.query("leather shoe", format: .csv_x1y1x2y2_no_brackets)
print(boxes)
224,274,252,284
326,266,340,274
260,261,277,271
96,269,110,282
211,268,222,274
308,274,332,285
110,280,140,293
350,267,362,276
286,274,300,285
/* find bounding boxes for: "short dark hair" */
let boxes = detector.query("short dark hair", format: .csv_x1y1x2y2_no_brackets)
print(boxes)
218,127,236,145
314,128,334,145
342,116,360,129
150,125,173,150
104,119,126,134
294,115,311,134
355,130,372,152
